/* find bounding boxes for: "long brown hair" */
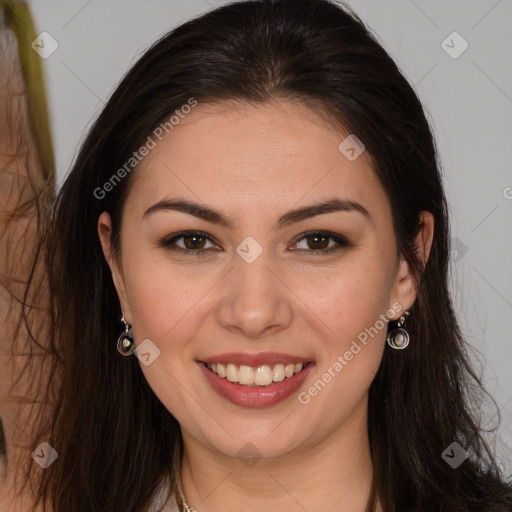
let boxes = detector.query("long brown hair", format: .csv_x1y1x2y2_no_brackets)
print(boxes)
10,0,512,510
0,0,55,507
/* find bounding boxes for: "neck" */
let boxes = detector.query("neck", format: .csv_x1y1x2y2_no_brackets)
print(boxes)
179,398,377,512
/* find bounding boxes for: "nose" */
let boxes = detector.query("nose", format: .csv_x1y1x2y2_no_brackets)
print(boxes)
216,253,293,340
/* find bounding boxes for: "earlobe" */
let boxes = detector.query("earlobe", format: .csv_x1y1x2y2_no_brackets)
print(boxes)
393,257,417,314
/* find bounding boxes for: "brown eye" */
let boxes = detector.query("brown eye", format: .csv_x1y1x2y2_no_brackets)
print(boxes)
292,231,351,254
182,234,207,250
159,231,218,254
304,233,330,250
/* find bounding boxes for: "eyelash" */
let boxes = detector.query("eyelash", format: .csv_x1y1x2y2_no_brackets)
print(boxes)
159,230,352,256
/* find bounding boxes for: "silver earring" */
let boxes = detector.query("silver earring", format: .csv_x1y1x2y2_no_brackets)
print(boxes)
117,313,135,356
387,310,410,349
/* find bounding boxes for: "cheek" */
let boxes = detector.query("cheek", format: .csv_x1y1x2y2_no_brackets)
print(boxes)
297,263,391,417
294,251,394,402
298,339,384,430
296,254,395,340
122,246,215,350
121,253,213,421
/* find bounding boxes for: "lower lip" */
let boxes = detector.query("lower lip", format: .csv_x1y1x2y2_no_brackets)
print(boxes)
198,362,315,408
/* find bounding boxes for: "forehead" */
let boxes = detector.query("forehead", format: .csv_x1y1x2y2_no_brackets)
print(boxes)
127,99,388,224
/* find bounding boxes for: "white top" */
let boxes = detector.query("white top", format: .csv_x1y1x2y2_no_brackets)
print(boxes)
148,474,180,512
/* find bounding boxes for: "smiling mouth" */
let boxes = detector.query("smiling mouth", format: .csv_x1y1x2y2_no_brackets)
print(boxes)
202,361,313,387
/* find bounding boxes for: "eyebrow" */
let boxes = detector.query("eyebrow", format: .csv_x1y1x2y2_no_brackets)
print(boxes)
142,197,371,229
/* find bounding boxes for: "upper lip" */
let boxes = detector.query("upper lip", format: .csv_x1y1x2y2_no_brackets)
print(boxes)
197,352,314,367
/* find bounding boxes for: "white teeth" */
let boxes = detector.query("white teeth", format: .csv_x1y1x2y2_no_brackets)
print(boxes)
254,365,273,386
238,365,254,385
226,363,238,383
272,363,285,382
205,361,308,387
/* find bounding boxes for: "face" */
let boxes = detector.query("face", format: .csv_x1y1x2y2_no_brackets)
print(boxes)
98,99,432,461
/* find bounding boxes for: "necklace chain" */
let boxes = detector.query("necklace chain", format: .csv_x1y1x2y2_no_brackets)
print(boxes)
171,439,198,512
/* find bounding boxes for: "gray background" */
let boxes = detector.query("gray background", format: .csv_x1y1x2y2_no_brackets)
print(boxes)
28,0,512,473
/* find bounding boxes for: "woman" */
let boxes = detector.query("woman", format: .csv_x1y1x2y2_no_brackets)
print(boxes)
3,0,512,510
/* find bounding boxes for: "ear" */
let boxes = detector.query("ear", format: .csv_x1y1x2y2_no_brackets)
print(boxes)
389,211,434,316
97,211,132,323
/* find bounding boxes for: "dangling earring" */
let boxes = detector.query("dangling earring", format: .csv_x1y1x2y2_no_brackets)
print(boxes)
117,313,135,356
387,310,410,349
